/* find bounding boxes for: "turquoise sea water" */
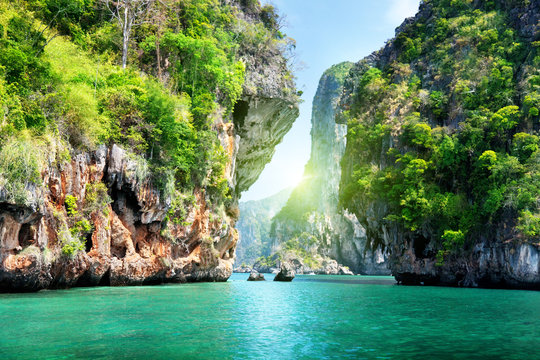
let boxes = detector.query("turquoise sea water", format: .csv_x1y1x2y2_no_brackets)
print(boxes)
0,273,539,359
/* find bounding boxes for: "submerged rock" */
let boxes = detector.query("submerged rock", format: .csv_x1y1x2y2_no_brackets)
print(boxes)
247,271,265,281
274,262,295,282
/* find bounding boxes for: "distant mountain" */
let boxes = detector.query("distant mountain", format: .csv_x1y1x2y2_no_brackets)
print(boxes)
270,63,390,275
235,188,293,266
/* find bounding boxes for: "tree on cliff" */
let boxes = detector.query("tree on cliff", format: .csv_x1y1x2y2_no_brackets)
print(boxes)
103,0,154,69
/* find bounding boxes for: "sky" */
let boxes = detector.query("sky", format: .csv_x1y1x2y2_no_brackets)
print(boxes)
241,0,421,201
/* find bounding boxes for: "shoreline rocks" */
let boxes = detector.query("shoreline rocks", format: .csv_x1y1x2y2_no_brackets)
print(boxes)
338,266,354,276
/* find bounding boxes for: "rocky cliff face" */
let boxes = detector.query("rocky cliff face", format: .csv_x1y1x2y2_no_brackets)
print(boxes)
0,2,299,291
232,98,299,195
338,0,540,289
0,85,298,292
0,144,233,290
0,90,298,291
271,63,390,275
228,0,300,196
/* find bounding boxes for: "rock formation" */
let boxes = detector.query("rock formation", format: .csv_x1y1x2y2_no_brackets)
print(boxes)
233,264,252,273
235,188,292,266
338,0,540,289
1,87,298,291
0,1,299,292
274,262,295,282
270,63,390,275
247,270,265,281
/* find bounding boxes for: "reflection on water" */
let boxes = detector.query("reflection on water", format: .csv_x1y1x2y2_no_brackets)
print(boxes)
0,274,538,359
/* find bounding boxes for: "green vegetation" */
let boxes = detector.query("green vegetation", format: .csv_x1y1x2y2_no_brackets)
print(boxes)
64,195,79,217
0,134,44,205
254,232,330,270
59,183,112,256
61,194,89,256
84,182,112,216
340,0,540,263
0,0,295,218
253,254,277,269
280,232,320,269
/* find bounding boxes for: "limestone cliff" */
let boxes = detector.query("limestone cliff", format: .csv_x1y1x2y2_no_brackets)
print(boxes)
0,144,235,290
0,0,299,291
270,63,390,275
0,90,298,292
338,0,540,289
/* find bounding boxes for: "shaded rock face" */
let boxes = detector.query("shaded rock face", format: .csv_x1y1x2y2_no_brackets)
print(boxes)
274,262,295,282
233,98,299,195
271,63,390,275
228,1,300,197
388,223,540,289
0,145,238,291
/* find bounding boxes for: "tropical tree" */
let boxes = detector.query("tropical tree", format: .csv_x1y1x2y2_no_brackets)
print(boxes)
103,0,154,69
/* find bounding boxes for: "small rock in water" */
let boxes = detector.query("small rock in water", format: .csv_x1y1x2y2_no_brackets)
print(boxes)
247,271,265,281
274,262,295,282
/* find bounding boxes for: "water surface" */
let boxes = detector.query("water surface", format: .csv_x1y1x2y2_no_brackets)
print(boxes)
1,274,538,359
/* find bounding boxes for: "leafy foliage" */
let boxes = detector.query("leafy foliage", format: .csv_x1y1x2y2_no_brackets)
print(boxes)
0,0,295,210
0,134,44,205
84,182,112,216
340,0,540,260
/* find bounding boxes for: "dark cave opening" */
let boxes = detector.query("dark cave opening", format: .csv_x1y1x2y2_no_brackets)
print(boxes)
18,223,33,248
110,182,142,217
232,100,249,129
111,245,126,259
413,235,430,259
85,233,93,252
99,270,111,286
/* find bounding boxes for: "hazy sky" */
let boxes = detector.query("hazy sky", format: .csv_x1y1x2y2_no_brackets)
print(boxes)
241,0,421,201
